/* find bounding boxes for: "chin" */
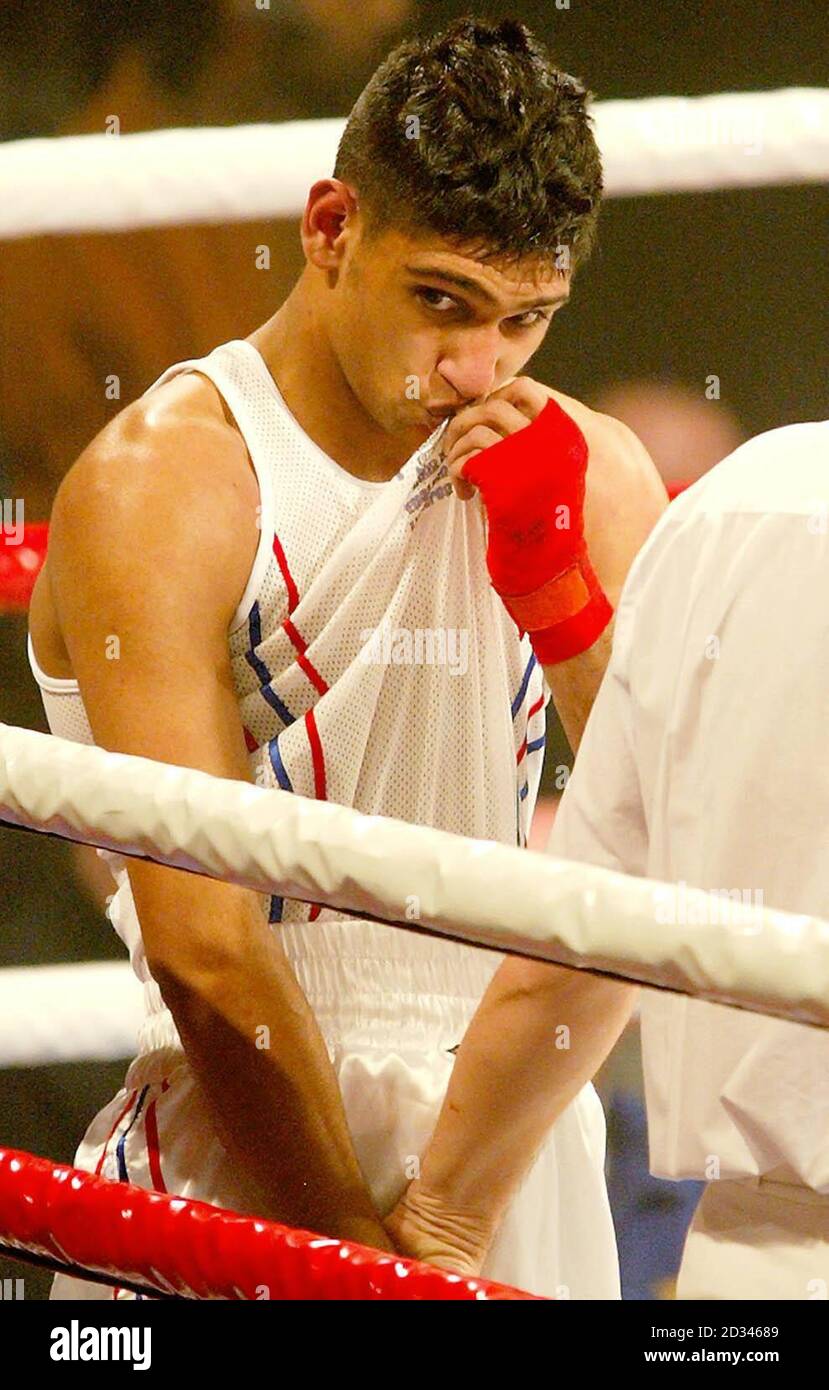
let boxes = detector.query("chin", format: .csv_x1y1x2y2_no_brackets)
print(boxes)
392,411,428,438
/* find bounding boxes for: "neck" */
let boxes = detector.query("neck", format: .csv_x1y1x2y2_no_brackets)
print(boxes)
248,280,412,484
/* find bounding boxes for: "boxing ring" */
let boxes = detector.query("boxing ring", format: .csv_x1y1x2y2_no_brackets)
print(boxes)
1,87,828,1300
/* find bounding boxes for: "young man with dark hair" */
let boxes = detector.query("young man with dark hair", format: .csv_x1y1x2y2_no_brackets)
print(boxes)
30,17,666,1298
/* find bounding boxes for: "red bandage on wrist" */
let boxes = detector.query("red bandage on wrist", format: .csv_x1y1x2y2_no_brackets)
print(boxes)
462,398,613,665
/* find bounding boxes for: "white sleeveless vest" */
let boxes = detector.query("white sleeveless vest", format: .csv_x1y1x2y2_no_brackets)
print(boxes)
29,339,549,1057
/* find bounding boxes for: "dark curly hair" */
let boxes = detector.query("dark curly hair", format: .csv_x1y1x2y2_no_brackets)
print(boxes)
333,15,603,270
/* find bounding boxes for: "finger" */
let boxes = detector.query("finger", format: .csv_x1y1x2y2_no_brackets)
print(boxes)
488,375,551,420
443,402,494,455
470,398,537,437
446,423,514,500
443,395,538,454
445,424,506,467
442,398,519,452
447,449,482,499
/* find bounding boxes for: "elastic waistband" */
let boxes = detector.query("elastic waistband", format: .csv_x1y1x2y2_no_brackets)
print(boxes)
125,1044,188,1091
134,917,504,1064
279,918,503,1051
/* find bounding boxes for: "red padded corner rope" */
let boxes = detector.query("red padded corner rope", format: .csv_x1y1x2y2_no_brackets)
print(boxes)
0,1148,542,1300
0,521,49,612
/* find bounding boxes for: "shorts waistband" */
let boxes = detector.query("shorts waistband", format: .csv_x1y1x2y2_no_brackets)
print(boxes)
277,918,503,1051
134,918,503,1061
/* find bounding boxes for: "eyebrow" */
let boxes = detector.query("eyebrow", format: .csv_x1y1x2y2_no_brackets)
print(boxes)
404,263,569,310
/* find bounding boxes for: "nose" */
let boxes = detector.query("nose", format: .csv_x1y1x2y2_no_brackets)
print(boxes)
436,328,502,404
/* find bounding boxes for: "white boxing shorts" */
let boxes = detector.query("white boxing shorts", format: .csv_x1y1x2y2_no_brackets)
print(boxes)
51,921,620,1301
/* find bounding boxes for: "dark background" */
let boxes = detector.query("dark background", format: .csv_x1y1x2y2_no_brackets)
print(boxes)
1,0,826,1298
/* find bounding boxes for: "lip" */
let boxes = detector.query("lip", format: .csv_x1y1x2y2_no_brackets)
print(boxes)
425,408,455,421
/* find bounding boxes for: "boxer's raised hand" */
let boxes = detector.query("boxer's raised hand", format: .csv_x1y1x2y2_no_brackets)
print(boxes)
442,378,613,666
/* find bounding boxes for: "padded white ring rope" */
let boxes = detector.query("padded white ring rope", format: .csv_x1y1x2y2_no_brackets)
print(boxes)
0,89,826,240
1,720,829,1078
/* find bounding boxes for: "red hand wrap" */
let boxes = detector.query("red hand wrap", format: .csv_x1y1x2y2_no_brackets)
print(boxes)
462,399,612,665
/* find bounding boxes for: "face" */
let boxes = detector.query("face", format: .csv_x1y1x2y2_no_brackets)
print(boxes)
302,180,571,444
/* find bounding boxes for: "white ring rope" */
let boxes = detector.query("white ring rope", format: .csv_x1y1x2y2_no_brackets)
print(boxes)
1,88,826,240
0,962,142,1067
1,719,829,1077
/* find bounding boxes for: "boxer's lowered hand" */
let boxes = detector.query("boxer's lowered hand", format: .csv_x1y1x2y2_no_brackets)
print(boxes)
383,1180,497,1279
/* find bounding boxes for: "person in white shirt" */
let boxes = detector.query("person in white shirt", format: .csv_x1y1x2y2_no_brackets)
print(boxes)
547,417,829,1299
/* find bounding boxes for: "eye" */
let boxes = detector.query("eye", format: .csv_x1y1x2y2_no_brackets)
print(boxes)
414,286,460,313
412,287,558,329
508,309,554,330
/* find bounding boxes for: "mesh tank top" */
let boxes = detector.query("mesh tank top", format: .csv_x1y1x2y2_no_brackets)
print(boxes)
28,339,549,1056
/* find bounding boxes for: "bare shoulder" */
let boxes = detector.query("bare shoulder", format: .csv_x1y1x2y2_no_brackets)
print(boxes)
50,373,260,629
54,372,258,527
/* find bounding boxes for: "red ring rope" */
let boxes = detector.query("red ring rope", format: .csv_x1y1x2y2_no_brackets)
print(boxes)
0,522,49,611
0,1148,540,1300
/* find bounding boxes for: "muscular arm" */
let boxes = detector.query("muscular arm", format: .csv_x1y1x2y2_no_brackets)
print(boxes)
395,963,636,1260
390,405,666,1262
49,405,392,1250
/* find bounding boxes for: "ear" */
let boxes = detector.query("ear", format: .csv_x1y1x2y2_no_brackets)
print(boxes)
301,180,360,269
